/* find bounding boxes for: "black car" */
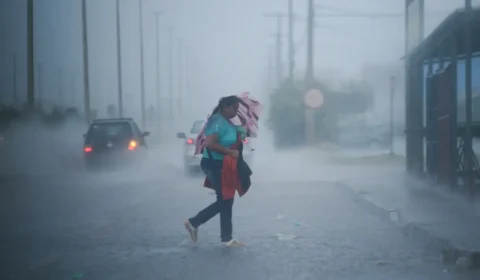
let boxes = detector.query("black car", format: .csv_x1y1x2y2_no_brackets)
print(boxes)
83,118,149,169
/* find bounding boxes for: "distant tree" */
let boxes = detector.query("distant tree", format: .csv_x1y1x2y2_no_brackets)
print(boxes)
268,80,338,147
337,79,374,115
268,77,374,148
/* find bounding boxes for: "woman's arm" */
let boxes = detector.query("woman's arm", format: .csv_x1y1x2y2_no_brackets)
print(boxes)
204,134,238,157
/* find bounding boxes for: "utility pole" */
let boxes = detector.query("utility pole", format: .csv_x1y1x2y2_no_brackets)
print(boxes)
184,46,190,104
138,0,146,128
177,38,183,117
27,0,35,112
305,0,315,145
464,0,474,196
266,46,274,93
36,63,42,107
288,0,295,82
276,15,283,86
168,27,174,121
264,12,286,87
81,0,91,122
12,53,17,107
154,12,162,117
305,0,315,82
70,72,75,107
389,76,396,155
58,67,63,106
115,0,124,117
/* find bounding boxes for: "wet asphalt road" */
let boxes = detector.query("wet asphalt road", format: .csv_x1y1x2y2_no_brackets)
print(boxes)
0,162,478,280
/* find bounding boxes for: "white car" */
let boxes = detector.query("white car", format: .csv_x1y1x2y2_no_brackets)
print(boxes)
176,120,254,176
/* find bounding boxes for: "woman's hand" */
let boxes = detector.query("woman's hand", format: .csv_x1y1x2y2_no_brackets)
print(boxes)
228,149,239,158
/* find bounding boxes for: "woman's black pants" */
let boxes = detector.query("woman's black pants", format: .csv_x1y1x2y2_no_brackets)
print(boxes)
188,158,234,242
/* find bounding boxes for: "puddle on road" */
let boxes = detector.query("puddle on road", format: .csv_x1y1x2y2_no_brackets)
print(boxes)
148,247,187,255
276,233,296,241
389,211,400,223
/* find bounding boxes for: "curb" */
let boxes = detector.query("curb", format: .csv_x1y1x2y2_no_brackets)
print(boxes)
336,181,480,270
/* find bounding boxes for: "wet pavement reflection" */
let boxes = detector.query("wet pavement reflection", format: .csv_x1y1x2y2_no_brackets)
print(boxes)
1,161,478,280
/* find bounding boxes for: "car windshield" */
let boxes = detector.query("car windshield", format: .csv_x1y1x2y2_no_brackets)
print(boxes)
190,120,205,134
87,122,132,141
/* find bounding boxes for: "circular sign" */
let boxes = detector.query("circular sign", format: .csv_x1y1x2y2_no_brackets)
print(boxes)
304,89,324,109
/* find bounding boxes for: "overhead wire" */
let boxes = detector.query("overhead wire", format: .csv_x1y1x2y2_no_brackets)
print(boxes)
273,4,416,72
315,4,452,19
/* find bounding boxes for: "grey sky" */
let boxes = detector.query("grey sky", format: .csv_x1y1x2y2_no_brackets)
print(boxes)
0,0,477,122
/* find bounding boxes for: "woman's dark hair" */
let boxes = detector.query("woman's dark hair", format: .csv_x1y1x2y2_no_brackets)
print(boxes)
210,95,240,116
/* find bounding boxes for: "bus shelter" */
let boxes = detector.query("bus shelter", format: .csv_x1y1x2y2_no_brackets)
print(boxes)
405,7,480,194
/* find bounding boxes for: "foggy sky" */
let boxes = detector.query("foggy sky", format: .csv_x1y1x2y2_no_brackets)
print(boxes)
0,0,477,123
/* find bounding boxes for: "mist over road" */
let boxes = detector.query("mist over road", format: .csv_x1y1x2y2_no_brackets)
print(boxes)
0,122,477,280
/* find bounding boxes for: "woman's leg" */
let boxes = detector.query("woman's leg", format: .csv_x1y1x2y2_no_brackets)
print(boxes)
220,198,242,246
186,159,223,242
219,198,234,242
186,159,240,245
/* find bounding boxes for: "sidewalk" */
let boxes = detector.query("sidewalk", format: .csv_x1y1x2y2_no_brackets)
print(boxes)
339,167,480,269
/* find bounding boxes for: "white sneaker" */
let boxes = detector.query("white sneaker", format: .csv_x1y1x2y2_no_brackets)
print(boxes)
222,238,243,247
184,219,198,243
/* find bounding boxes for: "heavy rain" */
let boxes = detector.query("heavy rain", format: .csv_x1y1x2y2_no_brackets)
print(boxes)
1,0,480,279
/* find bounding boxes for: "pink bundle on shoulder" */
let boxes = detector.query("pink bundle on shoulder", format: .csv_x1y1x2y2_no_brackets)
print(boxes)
194,92,263,155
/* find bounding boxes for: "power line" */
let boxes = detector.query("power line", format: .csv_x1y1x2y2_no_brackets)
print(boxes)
315,5,452,19
315,4,357,14
316,12,404,18
314,22,381,44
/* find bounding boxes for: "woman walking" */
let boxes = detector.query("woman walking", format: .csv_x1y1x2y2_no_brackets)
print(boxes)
184,95,246,247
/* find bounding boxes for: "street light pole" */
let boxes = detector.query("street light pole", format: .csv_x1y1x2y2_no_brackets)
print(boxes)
115,0,124,117
138,0,146,129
